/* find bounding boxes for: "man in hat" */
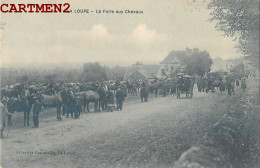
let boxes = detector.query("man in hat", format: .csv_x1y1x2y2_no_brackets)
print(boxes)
32,97,42,128
115,88,126,111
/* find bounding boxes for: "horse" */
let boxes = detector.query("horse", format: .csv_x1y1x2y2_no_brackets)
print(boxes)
1,88,19,99
28,85,40,94
40,90,66,121
148,82,161,97
77,90,100,112
6,95,33,126
107,83,118,94
126,82,138,96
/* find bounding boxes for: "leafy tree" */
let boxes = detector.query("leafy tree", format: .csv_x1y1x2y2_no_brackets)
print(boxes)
230,63,245,78
208,0,259,65
83,62,108,81
184,48,213,76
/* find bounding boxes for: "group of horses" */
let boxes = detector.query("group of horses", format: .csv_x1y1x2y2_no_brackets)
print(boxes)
1,85,101,127
1,78,194,127
5,74,249,127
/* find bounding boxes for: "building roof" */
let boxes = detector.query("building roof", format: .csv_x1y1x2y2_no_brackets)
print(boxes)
137,69,157,79
160,50,187,64
124,64,159,79
124,67,138,79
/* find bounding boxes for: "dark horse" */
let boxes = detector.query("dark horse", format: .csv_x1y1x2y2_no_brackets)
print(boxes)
40,90,67,121
7,95,33,126
1,88,19,99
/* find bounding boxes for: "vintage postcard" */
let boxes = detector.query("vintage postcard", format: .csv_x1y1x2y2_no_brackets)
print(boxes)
0,0,259,168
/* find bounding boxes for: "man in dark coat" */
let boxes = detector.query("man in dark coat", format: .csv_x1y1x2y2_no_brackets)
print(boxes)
66,87,75,118
97,85,107,111
115,88,126,111
162,82,167,97
32,98,42,128
140,84,149,102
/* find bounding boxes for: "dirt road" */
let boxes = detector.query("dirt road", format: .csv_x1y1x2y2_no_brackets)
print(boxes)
0,80,257,168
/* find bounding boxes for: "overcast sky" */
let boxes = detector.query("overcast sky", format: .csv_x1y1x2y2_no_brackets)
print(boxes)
0,0,243,67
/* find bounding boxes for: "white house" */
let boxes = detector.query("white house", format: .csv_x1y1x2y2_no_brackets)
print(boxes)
158,50,187,79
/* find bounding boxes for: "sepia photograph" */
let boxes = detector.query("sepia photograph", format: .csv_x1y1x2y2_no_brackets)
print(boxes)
0,0,259,167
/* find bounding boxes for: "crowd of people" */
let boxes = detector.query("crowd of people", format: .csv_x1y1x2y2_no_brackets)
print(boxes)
0,70,254,138
197,72,249,95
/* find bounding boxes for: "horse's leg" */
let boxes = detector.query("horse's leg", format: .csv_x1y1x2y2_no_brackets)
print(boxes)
81,105,84,113
83,101,86,112
95,101,98,112
62,105,65,116
86,101,90,112
102,100,105,111
96,100,100,112
8,114,12,126
27,110,30,126
65,105,69,117
57,105,61,121
57,107,59,120
98,100,101,112
71,105,73,117
59,105,62,120
23,111,26,126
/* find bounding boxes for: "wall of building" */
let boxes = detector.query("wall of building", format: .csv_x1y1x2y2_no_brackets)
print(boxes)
158,63,179,79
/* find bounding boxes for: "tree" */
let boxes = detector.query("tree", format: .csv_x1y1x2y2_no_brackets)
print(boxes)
83,62,108,81
106,65,126,80
16,75,28,84
230,63,245,78
44,74,57,81
208,0,259,65
184,48,213,76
